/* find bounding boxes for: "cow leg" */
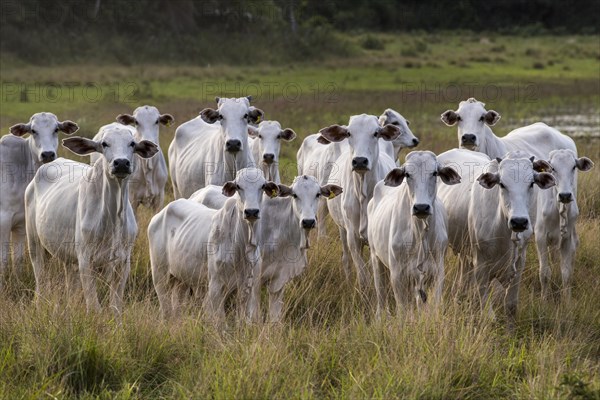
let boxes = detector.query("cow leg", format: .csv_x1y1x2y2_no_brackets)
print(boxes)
79,259,101,313
559,234,575,302
152,262,173,319
204,273,226,322
536,233,552,301
433,254,445,307
317,199,328,238
389,268,410,316
474,264,493,320
338,226,352,281
11,224,27,277
246,262,262,323
109,258,131,317
347,231,368,290
371,254,387,319
171,281,189,318
504,253,525,331
268,287,285,323
0,213,10,290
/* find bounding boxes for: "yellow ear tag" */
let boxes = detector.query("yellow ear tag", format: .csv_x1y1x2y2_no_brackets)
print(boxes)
167,121,173,127
328,192,336,200
271,189,278,197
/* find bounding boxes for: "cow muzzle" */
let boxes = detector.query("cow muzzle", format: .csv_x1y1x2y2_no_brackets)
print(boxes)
226,139,242,153
263,153,275,164
244,208,260,221
558,192,573,204
509,217,529,232
40,151,56,164
461,134,477,149
412,203,431,219
301,219,316,229
111,158,132,178
352,157,369,172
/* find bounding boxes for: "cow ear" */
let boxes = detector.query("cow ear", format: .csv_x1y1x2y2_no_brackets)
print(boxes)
438,166,461,185
532,159,552,173
321,184,343,200
477,172,500,189
319,125,350,143
62,137,100,155
200,108,220,124
248,125,259,138
280,128,296,142
263,181,279,198
441,110,459,126
317,135,331,145
384,168,406,187
134,140,159,159
484,110,501,126
378,110,390,126
57,120,79,134
277,184,293,197
377,124,401,141
159,114,174,126
222,181,237,197
576,157,594,172
247,107,264,124
9,123,31,136
116,114,136,126
534,172,556,190
246,95,253,102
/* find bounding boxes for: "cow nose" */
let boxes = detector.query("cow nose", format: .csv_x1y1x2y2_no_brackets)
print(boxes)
412,203,431,217
113,158,131,174
263,153,275,164
244,208,260,220
301,219,316,229
558,192,573,203
226,139,242,153
509,217,529,232
40,151,56,163
352,157,369,171
461,134,477,145
412,138,419,146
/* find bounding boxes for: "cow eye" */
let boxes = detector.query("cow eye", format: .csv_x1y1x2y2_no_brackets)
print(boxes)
373,131,378,137
406,120,410,126
432,171,438,177
456,116,462,122
529,182,534,188
499,182,505,189
101,141,109,148
218,115,224,120
258,134,262,139
130,141,135,147
31,129,37,135
392,121,400,126
405,173,411,179
316,193,321,198
243,114,248,119
155,119,159,125
54,128,59,133
479,116,484,122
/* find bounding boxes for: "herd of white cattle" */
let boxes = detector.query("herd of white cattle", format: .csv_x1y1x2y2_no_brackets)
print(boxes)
0,96,593,327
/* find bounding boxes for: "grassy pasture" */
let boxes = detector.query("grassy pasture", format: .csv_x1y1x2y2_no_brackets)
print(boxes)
0,33,599,398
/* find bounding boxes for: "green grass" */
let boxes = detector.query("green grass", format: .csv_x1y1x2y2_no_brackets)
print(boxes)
1,33,599,398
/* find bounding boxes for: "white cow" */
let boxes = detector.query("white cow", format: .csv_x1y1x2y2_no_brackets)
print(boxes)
25,125,158,314
368,151,461,317
535,149,593,301
168,97,264,198
191,176,343,322
113,106,174,213
297,108,418,237
319,114,401,288
441,97,576,159
0,113,78,288
470,152,555,328
249,120,296,183
203,168,279,322
148,199,216,318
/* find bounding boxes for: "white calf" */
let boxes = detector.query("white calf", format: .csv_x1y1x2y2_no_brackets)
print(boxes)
249,120,296,183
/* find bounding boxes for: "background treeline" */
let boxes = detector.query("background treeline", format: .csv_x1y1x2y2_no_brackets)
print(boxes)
1,0,598,65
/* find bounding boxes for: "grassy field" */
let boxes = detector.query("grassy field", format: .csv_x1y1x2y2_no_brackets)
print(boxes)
1,33,599,398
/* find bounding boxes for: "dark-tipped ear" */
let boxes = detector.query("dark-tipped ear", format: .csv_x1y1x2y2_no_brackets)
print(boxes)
441,110,459,126
215,96,221,104
321,184,343,199
263,181,279,198
134,140,159,159
477,172,500,189
532,159,552,173
159,114,174,126
57,120,79,134
9,123,31,136
534,172,556,190
116,114,136,126
222,181,237,197
280,128,296,142
384,168,406,187
484,110,501,126
377,124,401,141
62,137,100,155
438,166,461,185
576,157,594,172
247,107,264,124
200,108,220,124
246,95,253,102
277,184,293,197
317,135,331,145
318,125,350,143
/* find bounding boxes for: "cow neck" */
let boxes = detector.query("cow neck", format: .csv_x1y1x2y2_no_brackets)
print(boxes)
90,160,131,236
558,202,571,238
478,126,508,159
25,136,43,171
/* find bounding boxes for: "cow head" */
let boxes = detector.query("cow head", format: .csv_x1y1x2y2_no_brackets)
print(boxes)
222,167,278,223
62,124,158,180
441,98,501,151
477,154,555,233
117,105,173,144
318,114,400,174
248,120,296,166
384,151,460,219
199,96,264,154
10,112,79,164
278,175,342,230
379,108,419,151
546,149,594,204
